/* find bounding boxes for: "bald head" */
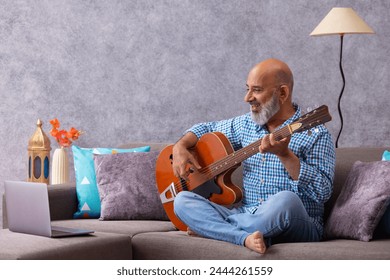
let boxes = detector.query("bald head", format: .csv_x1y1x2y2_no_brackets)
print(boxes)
249,58,294,94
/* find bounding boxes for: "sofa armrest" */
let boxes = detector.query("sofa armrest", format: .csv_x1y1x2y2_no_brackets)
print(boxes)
48,183,78,221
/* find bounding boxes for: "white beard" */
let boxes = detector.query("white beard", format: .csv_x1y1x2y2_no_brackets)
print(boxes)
251,94,280,126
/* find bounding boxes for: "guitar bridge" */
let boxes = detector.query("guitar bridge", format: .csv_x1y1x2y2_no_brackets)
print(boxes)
160,182,177,204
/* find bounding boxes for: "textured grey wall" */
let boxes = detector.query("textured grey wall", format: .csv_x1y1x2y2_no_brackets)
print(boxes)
1,0,389,227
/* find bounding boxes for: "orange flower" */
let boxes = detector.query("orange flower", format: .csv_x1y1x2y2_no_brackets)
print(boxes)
56,129,67,140
67,127,81,141
50,128,59,138
50,118,60,129
49,119,83,148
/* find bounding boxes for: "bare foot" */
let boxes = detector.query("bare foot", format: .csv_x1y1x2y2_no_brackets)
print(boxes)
244,231,267,254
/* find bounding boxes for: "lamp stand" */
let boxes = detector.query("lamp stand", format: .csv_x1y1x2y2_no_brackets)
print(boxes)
335,34,345,148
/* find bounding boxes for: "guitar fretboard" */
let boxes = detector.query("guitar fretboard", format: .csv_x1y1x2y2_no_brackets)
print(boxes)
200,125,291,180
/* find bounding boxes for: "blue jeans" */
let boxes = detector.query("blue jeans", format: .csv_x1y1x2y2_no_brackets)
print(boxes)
174,190,321,247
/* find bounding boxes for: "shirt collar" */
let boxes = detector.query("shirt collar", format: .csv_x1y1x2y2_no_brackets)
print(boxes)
281,103,301,126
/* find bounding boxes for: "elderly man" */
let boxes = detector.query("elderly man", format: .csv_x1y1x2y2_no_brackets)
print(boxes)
172,58,335,254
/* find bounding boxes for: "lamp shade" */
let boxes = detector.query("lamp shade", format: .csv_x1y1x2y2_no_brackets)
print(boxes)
310,7,375,36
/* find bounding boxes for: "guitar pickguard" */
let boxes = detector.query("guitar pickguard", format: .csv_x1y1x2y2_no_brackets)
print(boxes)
191,179,222,198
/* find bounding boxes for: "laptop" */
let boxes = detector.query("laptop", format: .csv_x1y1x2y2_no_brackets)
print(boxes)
4,181,94,238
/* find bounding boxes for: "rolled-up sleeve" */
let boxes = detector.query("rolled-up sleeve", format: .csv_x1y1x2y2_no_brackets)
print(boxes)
290,130,335,203
185,115,247,151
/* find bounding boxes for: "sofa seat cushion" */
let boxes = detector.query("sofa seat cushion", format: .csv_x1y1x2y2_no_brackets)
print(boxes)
268,239,390,260
0,230,132,260
131,231,390,260
52,219,176,237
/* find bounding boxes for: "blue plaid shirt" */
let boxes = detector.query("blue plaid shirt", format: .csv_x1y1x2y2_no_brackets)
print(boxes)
186,104,335,235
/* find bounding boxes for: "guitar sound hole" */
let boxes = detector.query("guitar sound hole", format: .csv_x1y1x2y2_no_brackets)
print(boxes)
169,154,173,165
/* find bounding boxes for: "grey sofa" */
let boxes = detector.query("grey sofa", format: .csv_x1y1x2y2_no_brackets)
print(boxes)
1,144,390,260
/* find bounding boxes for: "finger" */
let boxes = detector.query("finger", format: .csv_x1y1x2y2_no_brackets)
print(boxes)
172,161,187,179
179,164,189,179
259,135,269,153
269,133,276,146
188,155,202,170
173,165,184,179
259,143,264,154
280,135,291,143
173,167,179,178
265,135,271,147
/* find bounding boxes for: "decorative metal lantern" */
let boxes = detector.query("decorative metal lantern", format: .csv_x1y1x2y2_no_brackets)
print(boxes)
28,119,51,184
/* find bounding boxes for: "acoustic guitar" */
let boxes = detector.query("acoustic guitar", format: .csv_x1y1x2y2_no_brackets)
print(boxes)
155,105,332,231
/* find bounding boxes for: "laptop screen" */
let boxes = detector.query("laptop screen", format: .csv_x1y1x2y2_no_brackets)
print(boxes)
4,181,52,237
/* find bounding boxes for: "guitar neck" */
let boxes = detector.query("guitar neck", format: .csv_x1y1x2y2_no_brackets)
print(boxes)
203,125,294,179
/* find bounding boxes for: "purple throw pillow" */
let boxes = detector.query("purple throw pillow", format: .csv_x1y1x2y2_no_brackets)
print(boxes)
94,151,168,221
325,161,390,241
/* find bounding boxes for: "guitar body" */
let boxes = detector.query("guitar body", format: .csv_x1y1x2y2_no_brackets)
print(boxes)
155,132,243,231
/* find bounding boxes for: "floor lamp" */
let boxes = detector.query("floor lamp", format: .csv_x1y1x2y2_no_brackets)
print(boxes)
310,7,374,148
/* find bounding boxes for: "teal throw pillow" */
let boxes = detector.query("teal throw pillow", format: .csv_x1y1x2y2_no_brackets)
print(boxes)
382,150,390,161
72,145,151,218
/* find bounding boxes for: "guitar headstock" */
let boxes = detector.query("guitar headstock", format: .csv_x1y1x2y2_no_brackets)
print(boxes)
290,105,332,134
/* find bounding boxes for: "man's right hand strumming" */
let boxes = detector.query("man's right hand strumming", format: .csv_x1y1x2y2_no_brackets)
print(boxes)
172,132,201,180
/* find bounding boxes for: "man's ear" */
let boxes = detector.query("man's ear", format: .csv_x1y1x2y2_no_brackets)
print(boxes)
279,85,290,104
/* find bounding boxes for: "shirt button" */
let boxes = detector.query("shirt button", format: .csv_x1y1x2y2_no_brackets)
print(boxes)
261,179,265,184
262,156,266,162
